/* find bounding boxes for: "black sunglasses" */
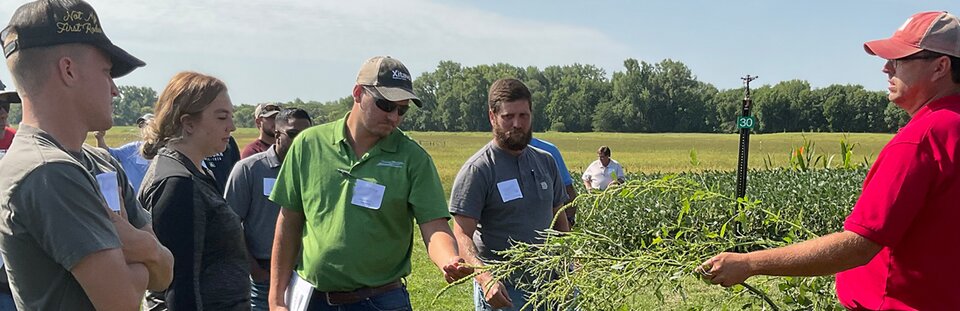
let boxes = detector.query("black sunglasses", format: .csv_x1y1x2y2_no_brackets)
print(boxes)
365,88,410,116
278,129,301,139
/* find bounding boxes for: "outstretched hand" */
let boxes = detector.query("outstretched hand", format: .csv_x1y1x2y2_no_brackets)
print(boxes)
696,252,753,287
441,256,474,283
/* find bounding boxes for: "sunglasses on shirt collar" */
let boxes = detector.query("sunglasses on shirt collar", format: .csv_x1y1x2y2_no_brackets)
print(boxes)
363,87,410,116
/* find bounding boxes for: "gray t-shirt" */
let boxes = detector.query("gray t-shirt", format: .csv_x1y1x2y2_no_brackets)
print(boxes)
449,141,567,262
224,146,281,260
0,124,150,311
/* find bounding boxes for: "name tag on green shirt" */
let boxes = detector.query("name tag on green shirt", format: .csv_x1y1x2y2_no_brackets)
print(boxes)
351,179,386,210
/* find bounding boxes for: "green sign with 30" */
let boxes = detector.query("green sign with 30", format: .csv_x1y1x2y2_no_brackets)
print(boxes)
737,116,756,129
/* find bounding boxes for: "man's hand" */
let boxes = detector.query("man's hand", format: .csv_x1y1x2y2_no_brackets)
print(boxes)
94,131,109,149
697,252,753,287
479,276,513,309
110,205,158,265
441,256,473,283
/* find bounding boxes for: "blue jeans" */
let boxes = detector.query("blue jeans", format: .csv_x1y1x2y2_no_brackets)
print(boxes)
251,279,269,311
306,286,411,311
474,280,538,311
0,291,14,311
474,281,578,311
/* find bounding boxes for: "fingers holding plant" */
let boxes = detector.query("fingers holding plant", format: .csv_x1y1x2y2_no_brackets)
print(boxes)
698,252,753,287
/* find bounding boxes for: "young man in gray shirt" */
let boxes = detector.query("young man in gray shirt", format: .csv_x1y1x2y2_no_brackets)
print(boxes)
224,108,312,311
450,78,571,311
0,1,173,310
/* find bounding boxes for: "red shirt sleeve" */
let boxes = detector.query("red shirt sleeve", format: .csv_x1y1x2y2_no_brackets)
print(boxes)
844,140,937,247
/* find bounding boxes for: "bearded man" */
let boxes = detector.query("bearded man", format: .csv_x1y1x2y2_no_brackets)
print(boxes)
449,78,571,311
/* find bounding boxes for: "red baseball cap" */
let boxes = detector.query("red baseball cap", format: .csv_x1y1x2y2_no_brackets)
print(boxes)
864,11,960,60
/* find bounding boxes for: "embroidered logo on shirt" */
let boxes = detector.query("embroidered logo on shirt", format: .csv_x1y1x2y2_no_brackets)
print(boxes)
377,160,405,168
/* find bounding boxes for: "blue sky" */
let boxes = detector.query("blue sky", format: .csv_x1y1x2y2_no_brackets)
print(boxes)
0,0,956,105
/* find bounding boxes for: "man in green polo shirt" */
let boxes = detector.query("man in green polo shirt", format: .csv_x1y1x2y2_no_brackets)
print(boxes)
268,56,473,310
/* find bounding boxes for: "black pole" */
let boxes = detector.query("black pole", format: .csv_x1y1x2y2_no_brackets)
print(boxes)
735,75,757,200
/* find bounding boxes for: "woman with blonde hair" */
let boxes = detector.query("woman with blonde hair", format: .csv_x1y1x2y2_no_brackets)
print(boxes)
138,71,249,310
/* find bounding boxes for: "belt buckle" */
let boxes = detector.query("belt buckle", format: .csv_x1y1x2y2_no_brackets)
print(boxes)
324,292,340,306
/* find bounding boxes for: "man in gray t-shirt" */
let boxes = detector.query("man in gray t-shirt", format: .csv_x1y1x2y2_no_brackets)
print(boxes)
450,78,570,311
0,125,159,310
0,1,173,309
224,108,312,311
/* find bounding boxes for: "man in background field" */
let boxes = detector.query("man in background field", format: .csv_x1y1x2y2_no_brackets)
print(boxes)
581,146,625,191
700,11,960,310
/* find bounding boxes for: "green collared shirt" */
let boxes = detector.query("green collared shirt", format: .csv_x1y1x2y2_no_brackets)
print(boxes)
269,113,449,291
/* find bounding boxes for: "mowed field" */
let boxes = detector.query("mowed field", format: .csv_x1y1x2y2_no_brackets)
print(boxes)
89,128,893,310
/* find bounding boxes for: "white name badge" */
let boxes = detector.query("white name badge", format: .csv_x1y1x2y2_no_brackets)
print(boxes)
351,179,386,210
497,179,523,203
95,172,121,213
263,178,277,196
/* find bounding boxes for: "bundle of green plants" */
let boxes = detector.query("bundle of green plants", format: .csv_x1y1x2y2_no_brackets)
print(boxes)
441,168,867,310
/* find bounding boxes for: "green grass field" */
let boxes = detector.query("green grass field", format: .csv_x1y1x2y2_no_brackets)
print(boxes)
89,128,893,310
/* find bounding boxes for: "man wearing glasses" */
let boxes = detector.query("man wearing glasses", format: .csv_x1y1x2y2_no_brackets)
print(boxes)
700,11,960,310
268,56,473,310
224,108,313,311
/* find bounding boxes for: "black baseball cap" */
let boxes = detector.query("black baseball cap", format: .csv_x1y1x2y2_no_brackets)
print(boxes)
0,90,19,112
1,0,145,78
355,56,422,107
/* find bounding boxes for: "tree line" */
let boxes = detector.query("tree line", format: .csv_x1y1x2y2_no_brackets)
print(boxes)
6,59,908,133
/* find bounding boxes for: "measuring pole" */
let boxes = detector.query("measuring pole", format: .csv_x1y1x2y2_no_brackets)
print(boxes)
735,75,757,200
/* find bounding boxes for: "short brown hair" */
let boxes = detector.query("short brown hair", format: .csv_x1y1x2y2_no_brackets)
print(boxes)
487,78,531,113
598,146,611,157
5,44,82,96
142,71,227,159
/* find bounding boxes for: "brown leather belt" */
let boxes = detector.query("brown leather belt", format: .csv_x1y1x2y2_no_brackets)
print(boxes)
317,280,404,305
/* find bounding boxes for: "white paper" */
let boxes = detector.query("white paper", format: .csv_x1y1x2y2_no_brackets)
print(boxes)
351,179,386,210
95,172,121,213
497,179,523,203
263,178,277,196
285,271,314,311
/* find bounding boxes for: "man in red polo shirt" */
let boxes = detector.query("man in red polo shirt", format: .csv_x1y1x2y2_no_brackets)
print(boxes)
699,11,960,310
0,90,19,153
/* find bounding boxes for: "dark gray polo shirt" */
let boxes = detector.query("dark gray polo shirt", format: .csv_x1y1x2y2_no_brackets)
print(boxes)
224,146,281,260
450,141,567,262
